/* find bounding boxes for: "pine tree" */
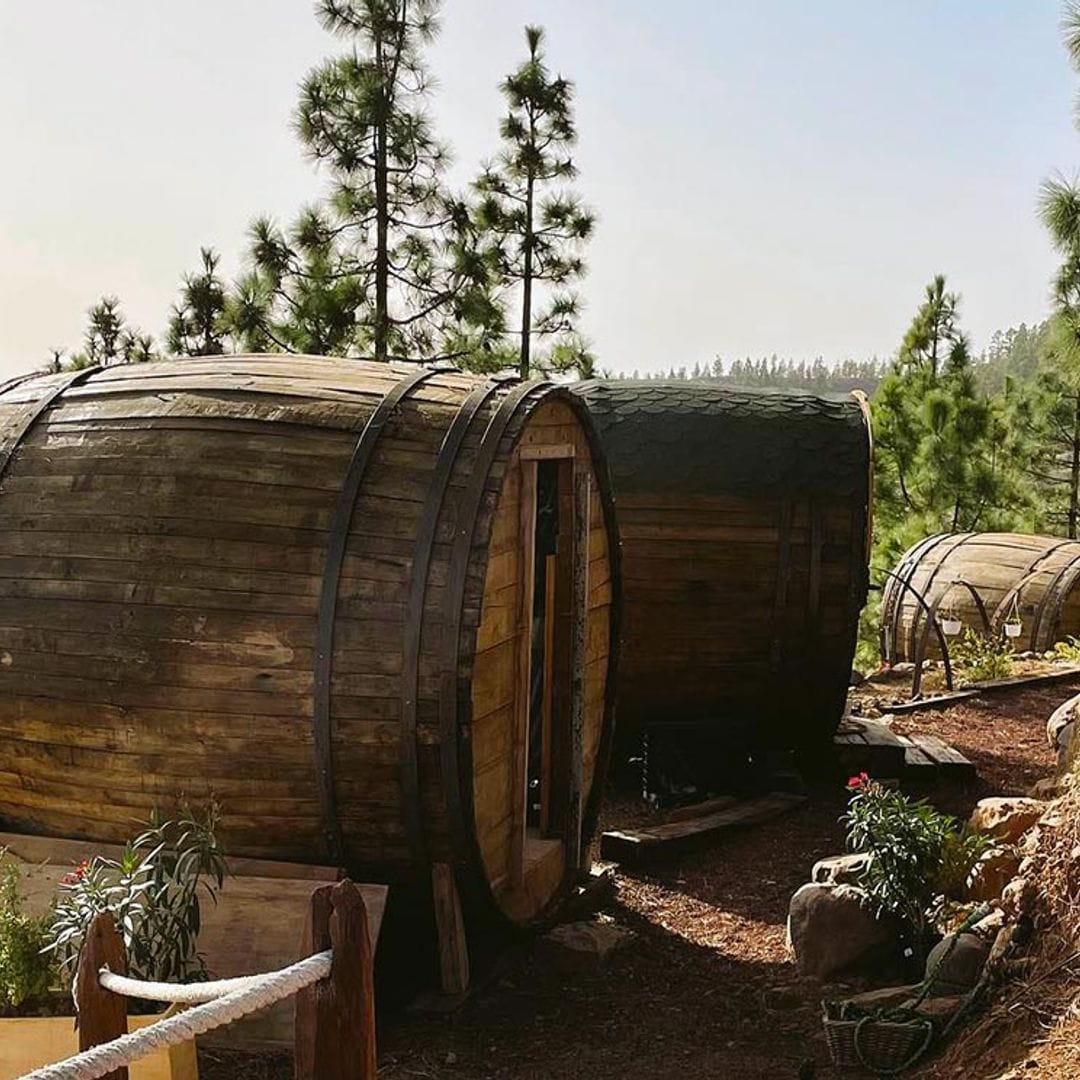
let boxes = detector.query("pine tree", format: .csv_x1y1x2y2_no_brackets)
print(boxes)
284,0,486,361
475,26,594,378
63,297,157,369
167,248,229,357
872,276,1022,564
228,210,365,355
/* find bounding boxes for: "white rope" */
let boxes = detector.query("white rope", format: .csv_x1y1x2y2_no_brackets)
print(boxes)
18,950,332,1080
98,968,265,1004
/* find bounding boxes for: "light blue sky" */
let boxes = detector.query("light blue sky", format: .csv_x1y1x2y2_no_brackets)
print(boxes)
1,1,1077,378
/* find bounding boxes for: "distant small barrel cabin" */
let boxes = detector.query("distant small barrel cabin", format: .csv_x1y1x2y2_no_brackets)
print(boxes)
882,532,1080,662
573,380,872,766
0,356,619,927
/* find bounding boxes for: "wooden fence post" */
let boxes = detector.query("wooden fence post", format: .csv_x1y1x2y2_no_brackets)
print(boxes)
75,912,129,1080
295,879,376,1080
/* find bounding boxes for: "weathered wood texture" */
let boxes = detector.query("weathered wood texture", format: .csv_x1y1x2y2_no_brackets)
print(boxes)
76,913,129,1080
574,381,871,752
882,532,1080,662
0,356,618,926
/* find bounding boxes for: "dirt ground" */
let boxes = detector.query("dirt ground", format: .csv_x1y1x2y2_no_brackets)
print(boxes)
201,677,1073,1080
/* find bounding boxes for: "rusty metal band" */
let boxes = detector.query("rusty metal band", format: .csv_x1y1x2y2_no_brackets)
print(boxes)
438,379,549,859
313,365,443,867
1031,545,1080,650
398,378,504,868
903,533,972,659
0,366,103,484
990,540,1074,631
878,533,942,661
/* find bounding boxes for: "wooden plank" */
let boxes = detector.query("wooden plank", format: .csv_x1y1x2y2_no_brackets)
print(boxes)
519,443,576,461
431,862,470,997
566,468,590,874
510,460,537,885
599,792,806,864
76,913,129,1080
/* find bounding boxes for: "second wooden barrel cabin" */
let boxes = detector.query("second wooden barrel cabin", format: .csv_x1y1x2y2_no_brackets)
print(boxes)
882,532,1080,662
0,356,619,927
574,381,872,781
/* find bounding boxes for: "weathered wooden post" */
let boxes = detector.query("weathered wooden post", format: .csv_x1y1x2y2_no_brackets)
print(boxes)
295,879,377,1080
75,912,129,1080
431,862,470,996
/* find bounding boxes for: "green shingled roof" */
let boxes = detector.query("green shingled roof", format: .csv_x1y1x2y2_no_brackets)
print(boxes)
573,380,870,499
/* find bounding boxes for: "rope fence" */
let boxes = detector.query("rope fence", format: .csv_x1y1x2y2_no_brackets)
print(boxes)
17,879,376,1080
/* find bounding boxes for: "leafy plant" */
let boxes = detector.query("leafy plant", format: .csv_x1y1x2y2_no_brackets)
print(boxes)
844,775,988,956
1051,635,1080,662
46,808,226,985
0,851,57,1009
950,627,1014,683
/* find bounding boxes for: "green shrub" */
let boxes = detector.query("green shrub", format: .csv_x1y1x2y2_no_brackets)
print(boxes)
950,628,1014,683
1051,635,1080,662
46,808,226,986
0,851,57,1008
844,775,990,956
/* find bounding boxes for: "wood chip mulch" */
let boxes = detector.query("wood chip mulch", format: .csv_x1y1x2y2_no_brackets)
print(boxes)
202,678,1080,1080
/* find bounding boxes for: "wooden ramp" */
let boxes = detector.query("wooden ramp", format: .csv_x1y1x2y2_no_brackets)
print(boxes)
896,733,977,782
600,792,806,866
0,831,387,1049
834,716,908,777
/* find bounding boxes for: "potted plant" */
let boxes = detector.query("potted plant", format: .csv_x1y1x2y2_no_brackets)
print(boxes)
1003,596,1023,640
0,809,224,1080
939,607,963,637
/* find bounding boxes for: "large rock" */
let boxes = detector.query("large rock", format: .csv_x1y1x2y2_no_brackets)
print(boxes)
811,852,871,886
787,883,901,979
969,798,1045,844
538,919,635,973
924,932,990,997
965,847,1021,902
1047,693,1080,760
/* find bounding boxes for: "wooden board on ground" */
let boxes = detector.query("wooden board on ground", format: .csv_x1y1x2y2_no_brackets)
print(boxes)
600,792,806,865
0,830,386,1049
896,733,977,783
833,716,908,778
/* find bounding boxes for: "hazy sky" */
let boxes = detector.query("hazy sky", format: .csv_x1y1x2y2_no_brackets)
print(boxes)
1,1,1078,379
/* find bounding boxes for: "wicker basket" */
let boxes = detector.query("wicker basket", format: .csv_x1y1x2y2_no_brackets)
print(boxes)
822,1002,934,1074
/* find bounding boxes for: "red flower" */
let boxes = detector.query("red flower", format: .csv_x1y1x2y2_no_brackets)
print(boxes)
61,859,90,885
846,771,870,790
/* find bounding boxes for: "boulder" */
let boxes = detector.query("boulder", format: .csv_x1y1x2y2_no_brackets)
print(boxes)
787,883,902,979
969,798,1045,844
1000,877,1037,919
965,847,1021,903
1047,693,1080,754
1028,777,1061,800
538,919,635,973
924,932,990,997
811,852,871,886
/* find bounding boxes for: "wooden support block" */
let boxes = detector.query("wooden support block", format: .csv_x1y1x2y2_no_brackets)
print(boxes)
897,733,976,782
600,792,806,865
431,862,470,997
295,879,376,1080
76,913,129,1080
833,718,907,778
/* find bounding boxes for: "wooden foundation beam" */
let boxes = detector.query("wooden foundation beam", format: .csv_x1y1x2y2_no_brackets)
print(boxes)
431,862,470,997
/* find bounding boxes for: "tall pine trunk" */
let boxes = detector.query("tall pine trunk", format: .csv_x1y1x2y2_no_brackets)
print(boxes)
519,174,534,380
1070,393,1080,540
374,38,390,363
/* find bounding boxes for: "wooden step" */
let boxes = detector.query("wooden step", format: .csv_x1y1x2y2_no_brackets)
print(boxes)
897,733,976,782
834,717,908,778
600,791,806,865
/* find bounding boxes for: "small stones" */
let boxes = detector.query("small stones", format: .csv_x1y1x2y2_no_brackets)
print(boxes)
969,798,1046,844
1000,877,1038,919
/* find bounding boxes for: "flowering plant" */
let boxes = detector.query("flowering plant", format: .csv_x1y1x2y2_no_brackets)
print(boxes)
844,774,988,956
0,850,57,1011
45,808,226,987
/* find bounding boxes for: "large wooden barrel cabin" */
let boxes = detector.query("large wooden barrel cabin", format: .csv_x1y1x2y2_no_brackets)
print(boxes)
574,380,872,788
882,532,1080,662
0,356,619,929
